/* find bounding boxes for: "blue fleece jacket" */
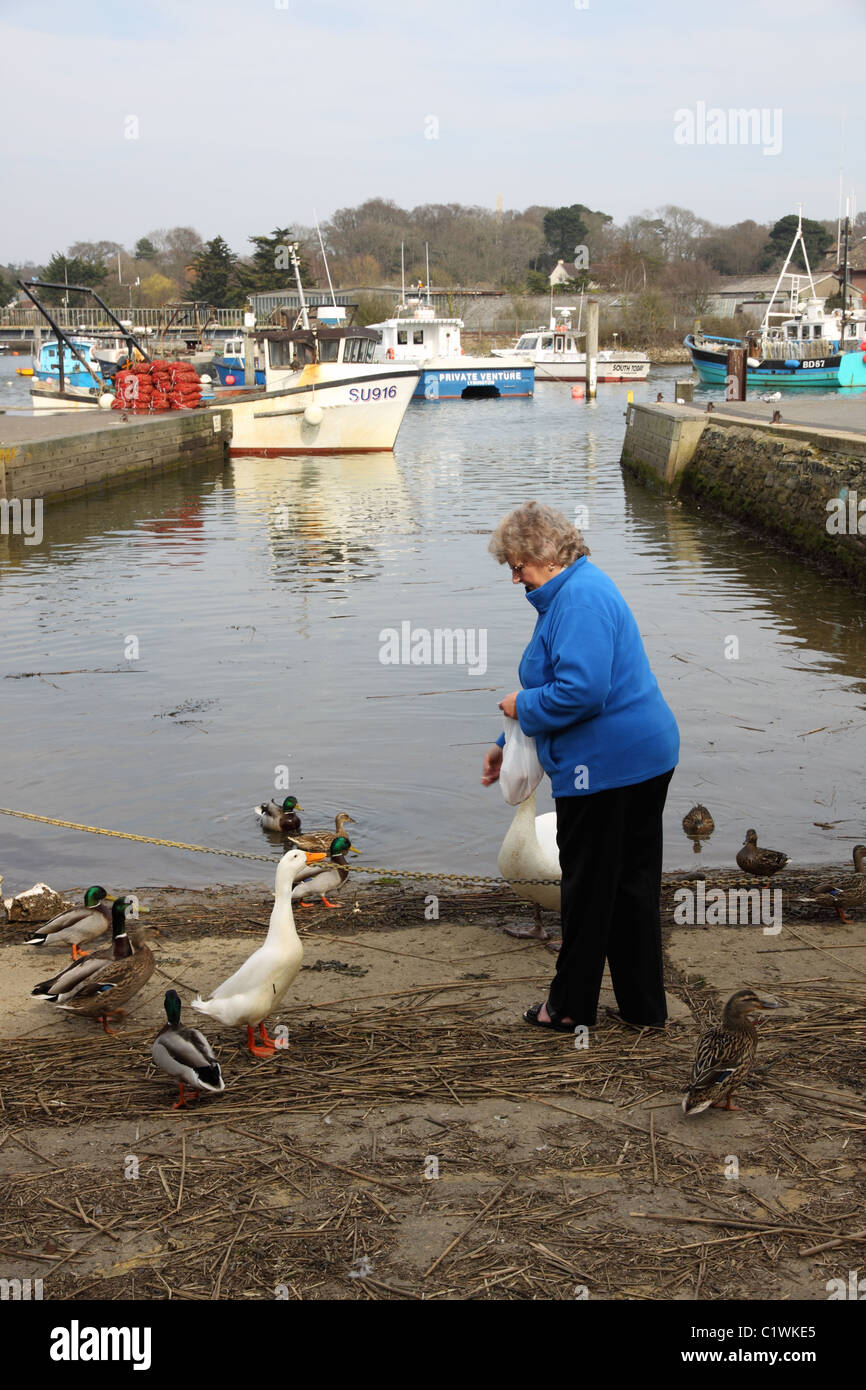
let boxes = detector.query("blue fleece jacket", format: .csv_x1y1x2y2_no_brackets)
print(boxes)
498,558,679,797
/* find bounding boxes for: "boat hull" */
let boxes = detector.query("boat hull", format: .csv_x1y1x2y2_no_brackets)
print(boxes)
30,382,102,410
685,335,844,388
220,364,420,455
491,349,649,382
416,356,534,399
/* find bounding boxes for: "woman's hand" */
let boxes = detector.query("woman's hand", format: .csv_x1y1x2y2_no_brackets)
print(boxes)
498,691,519,720
481,744,503,786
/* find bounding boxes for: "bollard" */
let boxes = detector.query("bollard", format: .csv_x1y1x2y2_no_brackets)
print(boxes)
675,379,694,402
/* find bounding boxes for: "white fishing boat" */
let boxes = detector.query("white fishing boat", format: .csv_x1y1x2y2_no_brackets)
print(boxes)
491,306,650,383
214,244,419,454
369,298,534,399
216,324,419,455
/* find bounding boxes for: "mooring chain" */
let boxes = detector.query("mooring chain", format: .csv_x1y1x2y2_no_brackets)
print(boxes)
0,807,561,887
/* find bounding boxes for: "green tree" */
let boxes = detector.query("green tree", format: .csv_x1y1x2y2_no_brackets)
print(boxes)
543,205,589,266
190,236,239,305
42,252,109,291
0,267,14,306
525,269,550,294
760,215,833,272
134,237,158,260
242,228,312,293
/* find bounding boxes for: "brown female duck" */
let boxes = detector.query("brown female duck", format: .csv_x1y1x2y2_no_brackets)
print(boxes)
736,829,788,878
287,812,356,856
34,896,155,1034
682,988,779,1114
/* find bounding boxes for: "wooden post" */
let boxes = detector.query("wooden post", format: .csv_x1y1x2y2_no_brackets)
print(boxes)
585,298,599,399
725,347,746,401
243,331,256,387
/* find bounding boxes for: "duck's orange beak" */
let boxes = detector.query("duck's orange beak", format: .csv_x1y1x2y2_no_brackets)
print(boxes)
305,851,326,863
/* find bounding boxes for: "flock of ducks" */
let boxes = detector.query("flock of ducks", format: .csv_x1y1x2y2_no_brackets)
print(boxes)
24,806,360,1107
20,795,864,1117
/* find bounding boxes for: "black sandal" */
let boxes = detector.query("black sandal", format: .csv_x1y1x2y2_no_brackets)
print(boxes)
523,1001,575,1033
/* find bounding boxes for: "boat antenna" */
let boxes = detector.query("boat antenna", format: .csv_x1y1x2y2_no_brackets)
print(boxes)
841,198,850,339
290,244,309,330
425,243,431,304
313,210,337,310
401,241,405,307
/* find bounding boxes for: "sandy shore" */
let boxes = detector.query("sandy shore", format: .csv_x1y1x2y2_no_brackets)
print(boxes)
1,879,864,1301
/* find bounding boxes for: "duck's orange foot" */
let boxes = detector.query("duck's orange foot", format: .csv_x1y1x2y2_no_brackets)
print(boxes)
321,897,342,908
298,900,316,909
71,945,90,961
99,1010,125,1035
836,906,852,923
173,1083,200,1109
712,1094,741,1111
247,1024,277,1058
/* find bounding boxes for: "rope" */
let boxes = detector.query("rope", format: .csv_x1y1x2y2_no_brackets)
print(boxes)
0,806,561,888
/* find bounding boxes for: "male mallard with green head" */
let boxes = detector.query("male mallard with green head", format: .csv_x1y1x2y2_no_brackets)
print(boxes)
736,829,788,879
152,990,225,1109
291,834,359,908
798,873,866,923
35,896,155,1034
682,988,779,1114
254,796,302,834
25,885,115,959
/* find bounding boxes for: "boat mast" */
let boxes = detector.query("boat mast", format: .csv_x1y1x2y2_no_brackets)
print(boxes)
290,244,309,330
425,243,431,304
760,207,817,335
841,199,850,339
401,242,406,308
314,212,338,311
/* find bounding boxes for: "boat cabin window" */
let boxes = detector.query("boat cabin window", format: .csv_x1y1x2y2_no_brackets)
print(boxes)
318,339,340,362
554,335,565,352
541,336,553,350
397,330,408,345
413,330,424,344
269,338,313,369
786,326,796,338
813,326,822,338
516,336,538,350
567,338,575,351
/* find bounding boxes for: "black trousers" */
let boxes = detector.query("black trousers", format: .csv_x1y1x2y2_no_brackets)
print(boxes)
547,768,674,1027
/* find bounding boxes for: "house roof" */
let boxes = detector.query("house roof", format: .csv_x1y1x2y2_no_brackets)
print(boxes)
710,275,784,295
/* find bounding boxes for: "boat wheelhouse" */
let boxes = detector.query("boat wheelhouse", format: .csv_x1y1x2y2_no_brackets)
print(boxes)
370,299,534,399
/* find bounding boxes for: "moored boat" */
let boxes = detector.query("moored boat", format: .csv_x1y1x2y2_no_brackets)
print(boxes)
370,299,534,399
685,213,866,388
215,324,419,454
491,307,649,382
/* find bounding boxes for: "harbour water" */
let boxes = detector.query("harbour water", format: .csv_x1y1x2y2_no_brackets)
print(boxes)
1,356,864,890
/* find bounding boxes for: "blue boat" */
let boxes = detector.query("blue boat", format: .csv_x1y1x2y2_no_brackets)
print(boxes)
211,336,265,387
370,301,534,399
686,214,866,389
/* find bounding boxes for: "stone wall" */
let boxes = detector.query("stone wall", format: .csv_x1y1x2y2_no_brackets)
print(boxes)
682,424,866,589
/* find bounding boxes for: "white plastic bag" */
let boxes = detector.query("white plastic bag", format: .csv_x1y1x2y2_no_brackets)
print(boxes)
499,715,544,806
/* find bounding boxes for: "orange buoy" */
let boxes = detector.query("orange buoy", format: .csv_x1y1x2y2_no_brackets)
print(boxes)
571,385,585,399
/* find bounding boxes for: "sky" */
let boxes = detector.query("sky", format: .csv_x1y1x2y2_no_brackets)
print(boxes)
1,0,864,262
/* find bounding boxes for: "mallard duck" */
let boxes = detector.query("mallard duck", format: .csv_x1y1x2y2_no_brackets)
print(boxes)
736,829,788,878
853,845,866,874
498,789,560,939
152,990,224,1109
682,805,714,836
798,873,866,923
31,918,149,1002
254,796,302,834
192,847,319,1057
291,834,359,908
682,988,779,1114
25,885,114,959
37,897,155,1034
287,812,355,854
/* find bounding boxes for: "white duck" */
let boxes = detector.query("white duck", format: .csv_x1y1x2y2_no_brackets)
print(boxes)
498,789,561,941
191,847,317,1057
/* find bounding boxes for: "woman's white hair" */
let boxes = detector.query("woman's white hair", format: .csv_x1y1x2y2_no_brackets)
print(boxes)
488,500,590,568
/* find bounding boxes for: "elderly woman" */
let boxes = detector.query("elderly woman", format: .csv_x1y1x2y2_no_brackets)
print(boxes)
482,501,679,1031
